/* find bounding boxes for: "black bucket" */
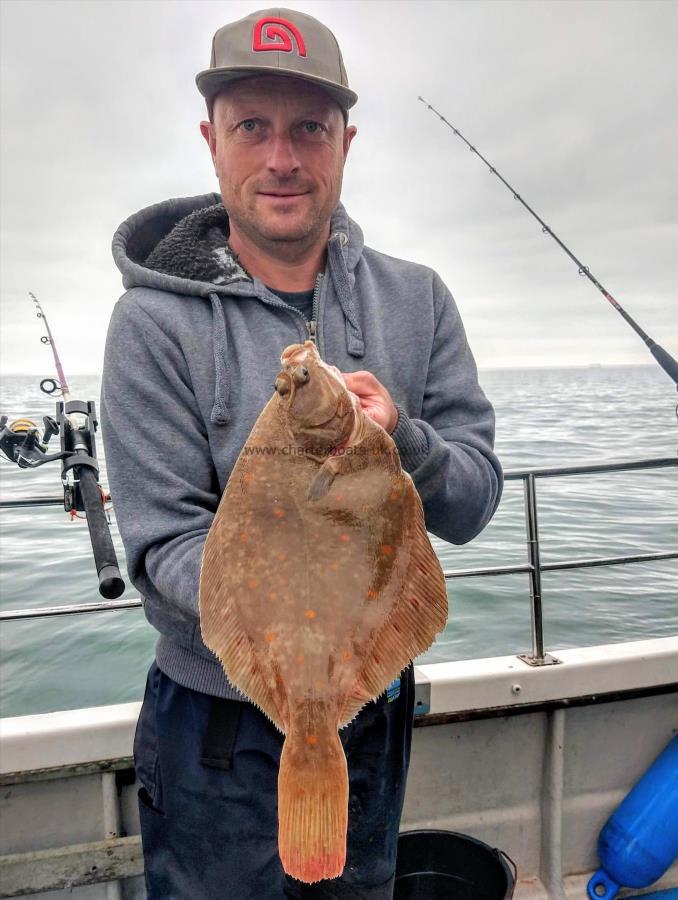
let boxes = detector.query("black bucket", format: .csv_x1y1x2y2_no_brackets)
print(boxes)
394,830,516,900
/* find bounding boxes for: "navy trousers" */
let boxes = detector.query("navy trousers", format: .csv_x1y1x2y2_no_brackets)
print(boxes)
134,660,415,899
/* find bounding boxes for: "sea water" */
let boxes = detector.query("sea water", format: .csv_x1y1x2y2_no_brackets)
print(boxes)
0,365,676,717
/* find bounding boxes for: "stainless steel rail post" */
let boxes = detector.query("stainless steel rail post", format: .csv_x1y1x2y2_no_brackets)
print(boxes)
520,474,560,666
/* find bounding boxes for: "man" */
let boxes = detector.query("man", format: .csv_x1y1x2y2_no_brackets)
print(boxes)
101,7,502,899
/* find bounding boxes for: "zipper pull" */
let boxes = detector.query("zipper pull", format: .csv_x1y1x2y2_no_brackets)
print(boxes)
306,319,317,345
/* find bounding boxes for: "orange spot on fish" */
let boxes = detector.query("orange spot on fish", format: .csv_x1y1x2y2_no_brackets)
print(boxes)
296,653,305,663
274,507,285,518
277,552,287,562
305,734,318,746
341,650,352,662
366,589,377,601
304,609,317,619
243,473,253,484
248,578,258,589
389,490,401,501
339,534,351,542
329,561,339,571
333,493,344,501
264,632,276,643
381,544,393,556
239,532,249,543
269,591,278,601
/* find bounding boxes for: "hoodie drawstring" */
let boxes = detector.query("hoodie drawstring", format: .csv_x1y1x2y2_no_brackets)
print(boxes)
328,232,365,358
208,291,231,425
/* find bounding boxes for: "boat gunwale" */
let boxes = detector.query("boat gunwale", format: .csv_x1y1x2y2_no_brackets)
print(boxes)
2,635,677,780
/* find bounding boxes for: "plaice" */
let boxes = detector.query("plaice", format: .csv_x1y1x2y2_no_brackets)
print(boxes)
199,341,448,884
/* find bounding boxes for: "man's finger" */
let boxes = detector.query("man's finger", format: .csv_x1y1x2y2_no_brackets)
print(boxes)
342,370,381,391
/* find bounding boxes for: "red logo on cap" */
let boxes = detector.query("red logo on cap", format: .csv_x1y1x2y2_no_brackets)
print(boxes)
252,16,307,56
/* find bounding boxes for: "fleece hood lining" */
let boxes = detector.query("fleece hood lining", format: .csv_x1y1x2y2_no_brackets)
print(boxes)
112,194,365,426
143,203,251,286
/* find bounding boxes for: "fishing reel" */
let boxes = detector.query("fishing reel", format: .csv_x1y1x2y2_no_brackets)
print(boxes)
0,375,69,467
1,366,106,508
0,414,60,468
0,393,100,511
0,394,124,600
0,292,125,599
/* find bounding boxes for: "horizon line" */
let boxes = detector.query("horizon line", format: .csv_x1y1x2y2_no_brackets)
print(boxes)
0,362,661,377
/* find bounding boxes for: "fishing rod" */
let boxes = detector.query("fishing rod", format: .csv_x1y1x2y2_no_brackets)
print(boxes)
0,293,125,599
418,96,678,389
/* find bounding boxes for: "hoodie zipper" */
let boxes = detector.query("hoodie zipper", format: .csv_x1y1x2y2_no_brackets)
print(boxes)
306,273,323,346
260,272,324,351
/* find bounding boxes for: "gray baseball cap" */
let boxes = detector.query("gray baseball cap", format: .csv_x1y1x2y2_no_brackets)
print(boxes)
195,7,358,113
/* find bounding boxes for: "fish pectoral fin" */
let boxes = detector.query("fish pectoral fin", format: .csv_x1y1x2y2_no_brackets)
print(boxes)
307,436,379,501
307,462,338,501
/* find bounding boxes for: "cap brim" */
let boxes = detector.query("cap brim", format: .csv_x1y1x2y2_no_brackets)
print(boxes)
195,66,358,110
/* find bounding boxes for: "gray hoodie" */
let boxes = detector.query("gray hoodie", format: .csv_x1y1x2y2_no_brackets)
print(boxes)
101,192,503,700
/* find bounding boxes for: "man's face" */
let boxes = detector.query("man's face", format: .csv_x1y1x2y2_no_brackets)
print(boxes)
200,75,357,249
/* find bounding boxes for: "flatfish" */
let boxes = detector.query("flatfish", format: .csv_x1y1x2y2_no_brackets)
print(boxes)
199,341,448,883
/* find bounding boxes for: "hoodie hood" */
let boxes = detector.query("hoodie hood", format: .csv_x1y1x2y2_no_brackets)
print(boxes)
111,192,366,426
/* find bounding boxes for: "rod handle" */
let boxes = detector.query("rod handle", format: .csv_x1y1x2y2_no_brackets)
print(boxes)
77,464,126,599
649,342,678,389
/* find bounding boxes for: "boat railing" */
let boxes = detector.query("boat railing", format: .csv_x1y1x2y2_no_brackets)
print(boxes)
1,456,676,666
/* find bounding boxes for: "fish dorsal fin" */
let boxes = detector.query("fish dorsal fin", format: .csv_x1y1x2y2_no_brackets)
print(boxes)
338,484,448,727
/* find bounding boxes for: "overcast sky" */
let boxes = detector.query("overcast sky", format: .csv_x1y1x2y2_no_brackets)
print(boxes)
1,0,676,375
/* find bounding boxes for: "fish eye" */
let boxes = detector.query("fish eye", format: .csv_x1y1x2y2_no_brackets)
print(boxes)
292,366,310,385
275,376,290,395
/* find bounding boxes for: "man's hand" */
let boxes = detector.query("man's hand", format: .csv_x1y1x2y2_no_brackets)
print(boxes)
342,371,399,434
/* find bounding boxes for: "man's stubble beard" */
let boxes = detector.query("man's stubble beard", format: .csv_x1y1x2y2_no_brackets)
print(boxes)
231,204,327,261
222,177,342,260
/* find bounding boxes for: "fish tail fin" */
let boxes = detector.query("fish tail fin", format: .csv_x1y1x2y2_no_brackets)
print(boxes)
278,716,348,884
